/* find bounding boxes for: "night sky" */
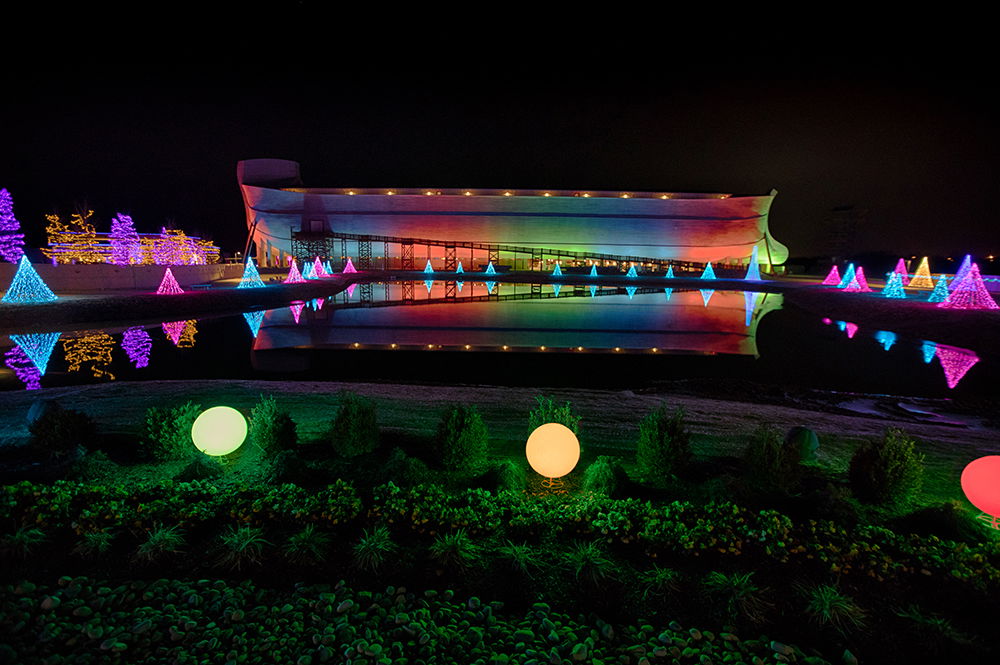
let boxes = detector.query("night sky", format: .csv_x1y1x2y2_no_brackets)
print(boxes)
2,28,997,261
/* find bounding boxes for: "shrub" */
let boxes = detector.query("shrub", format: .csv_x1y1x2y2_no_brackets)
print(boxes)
250,394,297,453
28,405,96,460
496,459,526,492
849,428,924,506
703,571,771,624
283,524,331,565
638,565,681,602
528,394,580,434
803,584,866,633
429,529,479,570
381,447,431,487
434,405,488,472
582,456,626,496
635,406,690,482
744,422,801,494
353,525,396,572
135,524,184,563
217,525,269,570
143,402,202,461
174,452,224,482
329,391,378,457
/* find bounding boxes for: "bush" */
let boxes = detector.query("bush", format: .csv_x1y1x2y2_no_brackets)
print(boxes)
143,402,201,461
848,428,924,506
635,406,690,482
528,394,580,434
744,422,801,494
381,447,431,487
174,452,224,482
329,391,378,457
582,456,626,496
496,459,526,492
28,405,96,460
434,405,488,472
250,395,297,453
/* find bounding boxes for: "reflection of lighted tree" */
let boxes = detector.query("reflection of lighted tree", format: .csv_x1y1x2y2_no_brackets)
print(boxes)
63,333,115,380
289,302,304,324
4,346,41,389
122,327,152,368
874,330,897,351
162,320,185,345
935,345,980,389
177,320,198,348
920,341,936,364
243,310,265,337
9,332,60,374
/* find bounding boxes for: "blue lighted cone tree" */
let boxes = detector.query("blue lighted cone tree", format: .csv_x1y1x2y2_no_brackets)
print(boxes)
626,264,638,277
874,330,897,351
625,286,637,299
552,283,561,297
589,264,598,277
2,256,57,303
665,265,675,279
927,274,949,303
551,263,562,276
424,260,434,273
455,261,464,274
485,262,496,274
109,213,141,265
243,310,266,337
881,271,906,298
301,260,315,279
0,188,25,263
701,262,716,280
950,254,972,290
920,340,937,364
237,257,265,289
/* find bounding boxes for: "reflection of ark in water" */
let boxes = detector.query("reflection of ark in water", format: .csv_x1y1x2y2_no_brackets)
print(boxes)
250,288,783,360
238,159,788,269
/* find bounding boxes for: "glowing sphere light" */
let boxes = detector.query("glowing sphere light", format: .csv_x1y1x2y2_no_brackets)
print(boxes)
191,406,247,456
961,456,1000,528
526,423,580,479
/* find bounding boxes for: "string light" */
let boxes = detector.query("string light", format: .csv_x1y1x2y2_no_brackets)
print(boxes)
881,271,906,298
892,258,910,286
63,333,115,380
237,257,265,289
162,320,185,345
284,259,305,284
837,263,856,289
927,274,950,303
122,326,152,367
908,257,934,289
109,213,141,265
936,344,980,388
4,346,40,389
2,256,58,303
243,310,265,338
9,332,60,374
0,188,25,263
156,268,184,294
937,263,998,309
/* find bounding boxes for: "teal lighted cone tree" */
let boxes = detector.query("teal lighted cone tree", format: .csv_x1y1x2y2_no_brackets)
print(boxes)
0,188,25,263
625,286,637,299
301,260,315,279
455,261,464,274
323,260,333,274
424,260,434,273
237,257,265,289
485,261,496,274
626,264,638,277
589,264,598,277
838,263,856,288
881,271,906,298
927,274,950,303
665,265,674,279
243,310,265,337
920,340,937,364
10,332,60,374
551,263,562,276
701,262,716,280
2,256,57,303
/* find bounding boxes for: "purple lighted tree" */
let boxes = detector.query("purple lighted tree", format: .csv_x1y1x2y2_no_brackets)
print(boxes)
935,344,980,389
109,213,141,265
122,326,152,368
0,188,25,263
4,346,41,390
937,263,998,310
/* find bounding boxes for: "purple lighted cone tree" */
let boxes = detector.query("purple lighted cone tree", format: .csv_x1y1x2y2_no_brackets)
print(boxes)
162,320,185,345
289,301,305,323
937,263,998,310
122,326,152,368
342,258,357,274
0,188,25,263
156,268,184,294
854,266,872,292
950,255,972,290
4,346,41,389
109,213,141,265
892,258,910,286
935,344,980,389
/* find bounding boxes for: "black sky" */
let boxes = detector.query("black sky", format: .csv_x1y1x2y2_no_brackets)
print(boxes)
2,22,997,260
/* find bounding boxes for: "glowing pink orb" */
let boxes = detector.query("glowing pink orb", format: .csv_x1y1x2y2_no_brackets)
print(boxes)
961,456,1000,518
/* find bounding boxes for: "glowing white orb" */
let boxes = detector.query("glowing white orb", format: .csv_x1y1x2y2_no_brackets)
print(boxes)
191,406,247,456
526,423,580,479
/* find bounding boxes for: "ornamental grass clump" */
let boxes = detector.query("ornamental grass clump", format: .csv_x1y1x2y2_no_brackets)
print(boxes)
849,428,925,506
283,524,331,565
217,525,269,570
143,402,201,461
429,529,480,571
135,524,184,563
353,525,396,572
528,394,581,434
635,405,691,482
73,530,114,559
250,394,298,453
434,404,489,473
0,526,47,559
803,584,866,634
703,570,771,624
329,391,379,457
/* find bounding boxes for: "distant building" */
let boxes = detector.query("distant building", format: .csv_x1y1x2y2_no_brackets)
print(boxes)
238,159,788,271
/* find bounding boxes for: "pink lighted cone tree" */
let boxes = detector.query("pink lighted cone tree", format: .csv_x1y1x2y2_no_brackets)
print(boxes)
162,321,185,345
342,258,357,274
937,263,998,310
313,257,327,277
854,266,872,292
289,301,305,323
284,260,305,284
821,265,841,285
156,268,184,294
893,258,910,286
